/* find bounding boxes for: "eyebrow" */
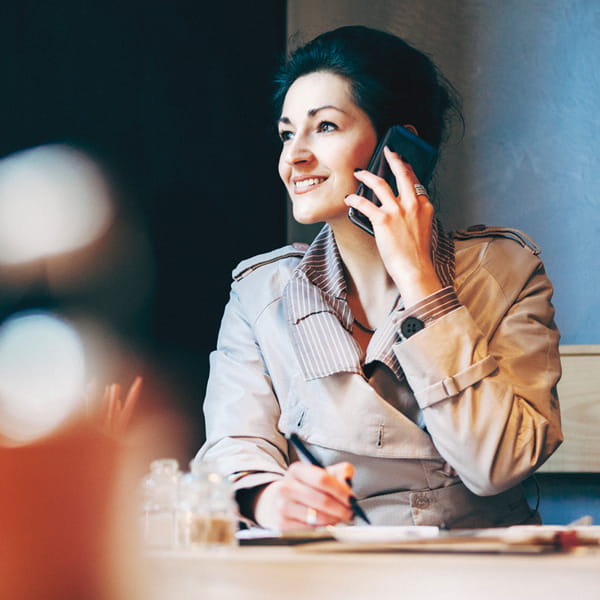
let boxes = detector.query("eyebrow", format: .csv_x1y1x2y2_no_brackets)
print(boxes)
278,104,348,124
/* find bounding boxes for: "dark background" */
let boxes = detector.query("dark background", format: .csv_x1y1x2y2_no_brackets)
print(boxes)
0,1,287,456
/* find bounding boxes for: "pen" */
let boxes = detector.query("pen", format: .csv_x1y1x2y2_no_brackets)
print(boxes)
287,433,371,525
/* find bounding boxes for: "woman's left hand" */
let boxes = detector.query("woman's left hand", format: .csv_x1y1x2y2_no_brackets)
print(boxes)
345,146,442,306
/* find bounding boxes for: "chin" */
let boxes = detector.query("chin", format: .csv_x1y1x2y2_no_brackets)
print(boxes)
293,214,322,226
291,204,320,225
292,203,345,226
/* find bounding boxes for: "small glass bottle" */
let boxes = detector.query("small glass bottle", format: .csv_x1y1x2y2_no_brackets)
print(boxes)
141,458,180,549
178,460,238,549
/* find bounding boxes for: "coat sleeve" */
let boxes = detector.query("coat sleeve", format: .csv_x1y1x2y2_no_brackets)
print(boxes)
196,280,289,492
393,239,563,496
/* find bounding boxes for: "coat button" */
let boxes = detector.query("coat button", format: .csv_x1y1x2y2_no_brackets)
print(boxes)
412,494,430,509
401,316,424,338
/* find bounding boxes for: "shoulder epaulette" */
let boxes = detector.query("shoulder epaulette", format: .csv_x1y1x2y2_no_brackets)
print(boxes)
451,224,541,255
232,243,308,281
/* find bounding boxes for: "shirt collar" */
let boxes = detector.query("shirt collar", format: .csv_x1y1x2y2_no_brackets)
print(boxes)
283,221,455,380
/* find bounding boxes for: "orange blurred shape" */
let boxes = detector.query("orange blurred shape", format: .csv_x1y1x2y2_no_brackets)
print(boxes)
0,421,127,600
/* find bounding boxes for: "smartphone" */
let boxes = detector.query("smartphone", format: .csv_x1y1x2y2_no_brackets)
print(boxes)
348,125,438,235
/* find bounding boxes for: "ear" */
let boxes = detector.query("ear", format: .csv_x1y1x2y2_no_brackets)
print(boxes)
403,124,419,136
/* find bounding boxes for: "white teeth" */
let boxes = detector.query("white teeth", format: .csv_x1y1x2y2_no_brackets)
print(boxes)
295,177,324,189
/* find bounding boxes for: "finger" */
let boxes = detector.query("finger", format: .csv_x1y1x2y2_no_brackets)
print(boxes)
255,481,309,531
353,168,397,208
256,476,352,531
117,375,143,434
288,462,352,502
383,146,433,218
383,146,421,209
271,494,310,530
282,498,338,529
344,192,386,222
295,504,348,528
326,461,355,485
345,190,400,232
285,463,353,522
383,145,417,182
412,182,428,197
286,497,351,528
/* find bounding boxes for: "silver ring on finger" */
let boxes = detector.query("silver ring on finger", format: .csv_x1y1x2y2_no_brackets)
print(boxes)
414,183,429,198
306,507,318,527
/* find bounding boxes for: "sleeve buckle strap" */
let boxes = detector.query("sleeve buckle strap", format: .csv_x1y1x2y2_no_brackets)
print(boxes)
441,376,460,397
417,354,499,408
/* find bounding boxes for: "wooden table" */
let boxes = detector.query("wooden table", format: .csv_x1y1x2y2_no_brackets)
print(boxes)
145,544,600,600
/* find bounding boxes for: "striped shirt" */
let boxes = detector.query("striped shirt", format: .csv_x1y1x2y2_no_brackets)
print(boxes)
282,220,460,382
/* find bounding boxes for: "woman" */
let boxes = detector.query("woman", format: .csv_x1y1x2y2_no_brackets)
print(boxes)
197,26,562,530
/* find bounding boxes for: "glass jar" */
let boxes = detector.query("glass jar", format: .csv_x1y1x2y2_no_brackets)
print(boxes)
178,460,238,549
141,458,180,549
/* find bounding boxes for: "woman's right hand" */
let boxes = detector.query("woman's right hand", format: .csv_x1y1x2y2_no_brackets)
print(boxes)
253,461,355,530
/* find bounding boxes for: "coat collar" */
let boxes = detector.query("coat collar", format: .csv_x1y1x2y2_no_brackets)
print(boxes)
283,221,455,380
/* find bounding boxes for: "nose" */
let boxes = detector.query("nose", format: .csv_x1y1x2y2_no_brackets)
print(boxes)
282,132,314,166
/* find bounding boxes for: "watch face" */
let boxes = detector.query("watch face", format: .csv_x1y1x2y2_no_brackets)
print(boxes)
401,316,424,338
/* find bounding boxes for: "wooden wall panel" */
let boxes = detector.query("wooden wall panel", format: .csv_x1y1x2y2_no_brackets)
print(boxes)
540,346,600,473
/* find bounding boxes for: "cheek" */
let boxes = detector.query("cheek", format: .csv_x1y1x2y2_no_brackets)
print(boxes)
337,137,377,177
352,125,378,169
338,146,373,187
355,139,377,169
278,154,289,184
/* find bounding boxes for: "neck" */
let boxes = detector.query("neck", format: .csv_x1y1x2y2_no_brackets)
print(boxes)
331,219,391,289
330,219,399,329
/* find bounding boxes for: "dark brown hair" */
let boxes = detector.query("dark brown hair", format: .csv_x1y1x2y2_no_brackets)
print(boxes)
274,26,462,149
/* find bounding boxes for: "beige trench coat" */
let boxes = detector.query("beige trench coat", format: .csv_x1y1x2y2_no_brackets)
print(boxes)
198,227,563,528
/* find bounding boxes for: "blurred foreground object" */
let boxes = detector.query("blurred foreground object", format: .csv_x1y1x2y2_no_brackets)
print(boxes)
0,309,144,445
177,461,238,549
0,311,87,443
0,400,188,599
141,458,181,549
89,375,144,437
0,306,190,598
0,421,139,600
140,458,238,551
0,142,156,370
0,144,113,265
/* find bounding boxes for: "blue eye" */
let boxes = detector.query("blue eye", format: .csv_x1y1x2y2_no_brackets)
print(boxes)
318,121,338,133
278,129,293,142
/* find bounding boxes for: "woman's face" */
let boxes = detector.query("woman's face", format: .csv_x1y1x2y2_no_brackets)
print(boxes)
278,71,378,227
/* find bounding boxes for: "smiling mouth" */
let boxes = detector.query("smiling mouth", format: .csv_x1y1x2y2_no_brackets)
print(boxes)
293,177,327,192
